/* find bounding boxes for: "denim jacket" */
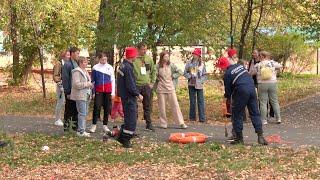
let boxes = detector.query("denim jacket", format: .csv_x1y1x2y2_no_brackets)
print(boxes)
183,59,207,89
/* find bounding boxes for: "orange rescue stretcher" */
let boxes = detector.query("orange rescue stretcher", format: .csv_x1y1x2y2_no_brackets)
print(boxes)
169,132,208,144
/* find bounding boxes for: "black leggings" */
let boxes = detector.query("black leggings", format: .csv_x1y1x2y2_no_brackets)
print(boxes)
64,96,78,131
92,92,112,125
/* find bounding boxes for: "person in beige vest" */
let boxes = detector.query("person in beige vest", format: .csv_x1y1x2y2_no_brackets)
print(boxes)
70,56,93,137
156,51,187,129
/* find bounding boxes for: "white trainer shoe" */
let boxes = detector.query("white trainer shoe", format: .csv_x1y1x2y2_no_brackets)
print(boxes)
159,125,168,129
262,119,268,125
103,125,110,133
77,131,91,137
54,119,64,126
89,125,97,133
180,124,188,129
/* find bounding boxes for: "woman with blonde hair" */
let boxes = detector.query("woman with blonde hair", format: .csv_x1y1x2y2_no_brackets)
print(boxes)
70,56,93,137
156,51,187,129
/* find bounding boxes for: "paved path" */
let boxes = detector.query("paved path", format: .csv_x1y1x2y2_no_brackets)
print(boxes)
1,94,319,148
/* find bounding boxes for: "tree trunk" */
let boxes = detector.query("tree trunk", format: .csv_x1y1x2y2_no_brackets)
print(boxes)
151,45,157,64
38,46,46,98
96,0,114,65
21,52,36,85
114,48,125,77
9,0,20,84
146,9,158,64
252,0,264,52
238,0,254,59
229,0,234,48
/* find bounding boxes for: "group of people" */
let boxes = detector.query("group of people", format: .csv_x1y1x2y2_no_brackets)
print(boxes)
52,43,191,147
52,43,282,148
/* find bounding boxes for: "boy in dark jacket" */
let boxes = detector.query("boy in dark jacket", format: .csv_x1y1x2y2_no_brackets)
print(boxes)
62,47,79,131
216,56,268,145
116,47,143,148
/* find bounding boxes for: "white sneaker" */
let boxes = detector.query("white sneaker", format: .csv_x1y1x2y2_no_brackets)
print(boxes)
89,125,97,133
54,119,64,126
77,131,91,137
277,119,282,124
262,120,268,125
180,124,188,129
159,125,168,129
103,125,110,133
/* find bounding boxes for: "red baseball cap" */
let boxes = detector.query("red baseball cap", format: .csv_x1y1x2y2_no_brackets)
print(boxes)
216,57,231,70
192,48,202,57
125,47,138,59
227,48,237,58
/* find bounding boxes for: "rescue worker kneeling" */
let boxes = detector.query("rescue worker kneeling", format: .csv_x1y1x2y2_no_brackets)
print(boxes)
216,56,268,145
116,47,143,148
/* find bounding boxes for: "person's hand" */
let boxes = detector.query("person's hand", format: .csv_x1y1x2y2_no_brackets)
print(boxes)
92,94,95,100
149,83,154,89
67,95,71,99
138,94,143,101
87,82,94,89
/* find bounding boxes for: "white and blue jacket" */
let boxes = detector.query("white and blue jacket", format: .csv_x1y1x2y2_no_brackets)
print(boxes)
91,63,115,95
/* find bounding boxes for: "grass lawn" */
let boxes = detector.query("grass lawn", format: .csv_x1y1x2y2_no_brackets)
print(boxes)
0,133,319,179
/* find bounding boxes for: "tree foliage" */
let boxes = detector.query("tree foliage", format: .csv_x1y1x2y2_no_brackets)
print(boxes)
0,0,319,85
96,0,229,63
0,0,98,84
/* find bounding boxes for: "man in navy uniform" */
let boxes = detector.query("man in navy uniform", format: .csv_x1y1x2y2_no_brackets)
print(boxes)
216,56,268,145
116,47,143,148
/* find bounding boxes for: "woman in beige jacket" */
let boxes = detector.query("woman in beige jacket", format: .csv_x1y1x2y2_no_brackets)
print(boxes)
70,57,93,137
156,51,187,129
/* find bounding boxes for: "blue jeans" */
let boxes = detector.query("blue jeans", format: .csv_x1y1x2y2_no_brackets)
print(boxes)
188,86,206,122
76,100,90,133
55,84,65,121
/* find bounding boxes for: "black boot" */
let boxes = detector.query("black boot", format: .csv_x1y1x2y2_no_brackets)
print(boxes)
146,123,155,131
257,132,268,145
116,131,133,148
230,132,244,145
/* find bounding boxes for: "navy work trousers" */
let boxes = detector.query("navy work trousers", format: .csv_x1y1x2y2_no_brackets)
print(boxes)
121,96,137,133
232,86,263,134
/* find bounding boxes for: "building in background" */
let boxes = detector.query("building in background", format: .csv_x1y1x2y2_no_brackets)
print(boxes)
0,31,5,53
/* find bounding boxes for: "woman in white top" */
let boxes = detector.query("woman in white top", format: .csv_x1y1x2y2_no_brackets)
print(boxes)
254,51,283,124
